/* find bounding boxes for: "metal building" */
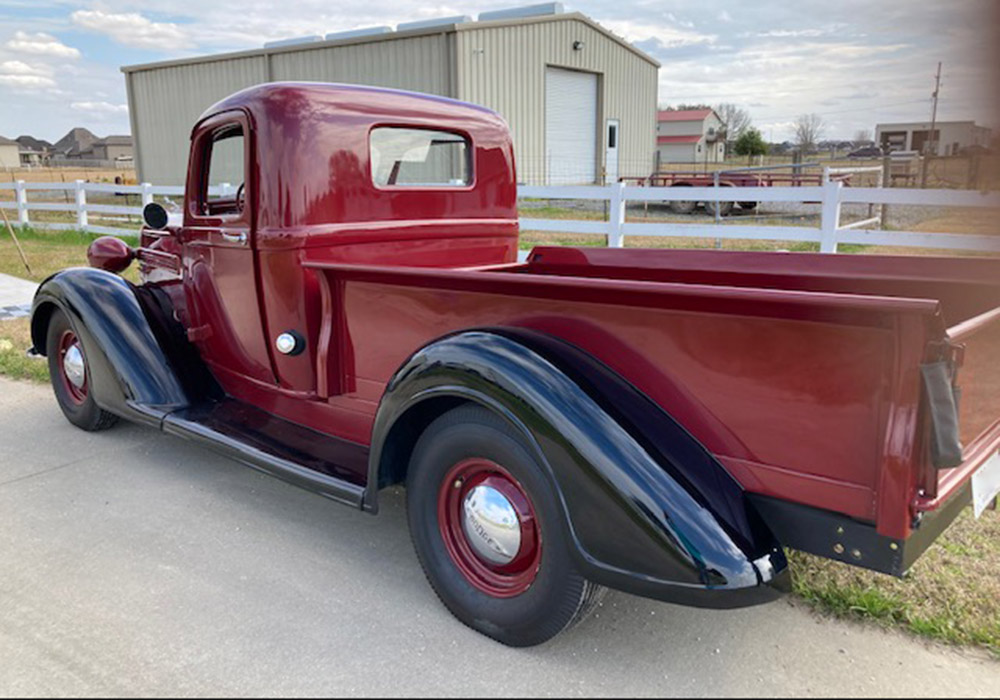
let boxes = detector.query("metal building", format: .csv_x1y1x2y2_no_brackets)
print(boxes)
121,5,659,186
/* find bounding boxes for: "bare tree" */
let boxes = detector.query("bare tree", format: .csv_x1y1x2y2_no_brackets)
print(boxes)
853,128,872,145
715,103,752,141
793,113,824,152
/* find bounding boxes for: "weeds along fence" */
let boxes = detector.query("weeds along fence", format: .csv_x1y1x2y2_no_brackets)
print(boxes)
1,177,998,254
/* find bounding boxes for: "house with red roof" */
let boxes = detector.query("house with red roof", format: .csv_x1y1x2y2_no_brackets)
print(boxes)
656,108,726,167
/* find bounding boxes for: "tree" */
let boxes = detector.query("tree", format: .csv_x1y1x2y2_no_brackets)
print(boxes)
715,103,752,142
853,128,872,145
793,113,824,152
733,128,768,158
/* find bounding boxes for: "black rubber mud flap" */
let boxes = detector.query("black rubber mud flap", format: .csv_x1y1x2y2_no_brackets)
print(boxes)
921,360,963,469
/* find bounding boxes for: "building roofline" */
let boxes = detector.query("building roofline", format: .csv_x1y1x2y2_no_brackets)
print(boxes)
121,11,658,74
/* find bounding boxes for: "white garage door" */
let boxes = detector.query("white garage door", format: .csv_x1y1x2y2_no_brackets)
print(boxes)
545,67,597,185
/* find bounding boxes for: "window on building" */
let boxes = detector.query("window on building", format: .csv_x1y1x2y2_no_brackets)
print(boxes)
370,128,471,187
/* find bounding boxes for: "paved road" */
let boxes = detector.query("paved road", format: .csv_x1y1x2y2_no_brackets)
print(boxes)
0,272,37,320
1,377,997,697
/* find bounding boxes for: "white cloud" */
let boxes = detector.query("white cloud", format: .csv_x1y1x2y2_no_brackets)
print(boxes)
4,31,80,59
599,18,716,49
70,101,129,115
71,9,194,50
0,59,56,87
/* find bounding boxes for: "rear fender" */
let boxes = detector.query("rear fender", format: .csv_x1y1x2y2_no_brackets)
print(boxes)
31,268,211,425
369,328,788,607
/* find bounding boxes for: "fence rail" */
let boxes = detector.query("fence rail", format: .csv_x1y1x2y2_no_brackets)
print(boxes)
2,178,999,254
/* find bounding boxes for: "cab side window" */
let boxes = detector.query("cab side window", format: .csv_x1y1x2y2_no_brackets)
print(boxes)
370,127,470,187
200,123,245,216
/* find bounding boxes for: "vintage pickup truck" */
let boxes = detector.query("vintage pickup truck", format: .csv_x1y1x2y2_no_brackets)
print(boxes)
31,83,1000,647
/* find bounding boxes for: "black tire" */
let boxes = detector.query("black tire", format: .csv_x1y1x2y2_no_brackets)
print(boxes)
739,201,759,210
407,404,605,647
45,309,119,432
704,199,734,216
668,186,696,214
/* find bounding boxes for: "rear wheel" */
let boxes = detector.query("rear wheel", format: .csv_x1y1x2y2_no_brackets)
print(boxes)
739,201,759,210
407,404,604,647
704,199,734,216
668,185,696,214
45,309,119,432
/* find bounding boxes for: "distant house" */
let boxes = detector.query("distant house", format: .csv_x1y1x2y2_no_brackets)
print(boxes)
16,135,51,166
89,135,133,164
50,128,133,166
656,108,726,167
875,120,992,156
0,136,20,168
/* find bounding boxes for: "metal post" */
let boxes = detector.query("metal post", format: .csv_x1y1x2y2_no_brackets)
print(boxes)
141,182,153,207
15,179,28,226
819,178,842,253
75,180,87,230
608,181,626,248
881,155,891,230
713,171,722,249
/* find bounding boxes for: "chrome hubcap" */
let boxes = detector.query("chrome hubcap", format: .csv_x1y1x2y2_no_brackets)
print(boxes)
63,344,86,389
461,484,522,565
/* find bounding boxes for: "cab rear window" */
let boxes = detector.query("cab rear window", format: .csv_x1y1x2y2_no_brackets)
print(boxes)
370,128,470,187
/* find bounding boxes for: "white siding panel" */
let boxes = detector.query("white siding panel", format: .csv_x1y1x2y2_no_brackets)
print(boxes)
544,67,597,184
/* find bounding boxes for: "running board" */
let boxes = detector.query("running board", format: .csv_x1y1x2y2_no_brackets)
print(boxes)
162,399,368,510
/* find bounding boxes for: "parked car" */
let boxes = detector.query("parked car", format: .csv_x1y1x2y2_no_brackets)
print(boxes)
31,83,1000,647
847,146,883,158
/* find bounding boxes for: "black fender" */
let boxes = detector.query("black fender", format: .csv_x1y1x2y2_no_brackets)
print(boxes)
31,268,216,426
368,328,789,608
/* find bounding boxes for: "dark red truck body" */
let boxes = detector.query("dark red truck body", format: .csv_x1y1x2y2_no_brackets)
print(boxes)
32,83,1000,644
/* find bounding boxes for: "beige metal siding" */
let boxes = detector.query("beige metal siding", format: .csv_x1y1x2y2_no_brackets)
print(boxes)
270,34,453,96
456,18,657,184
129,56,267,184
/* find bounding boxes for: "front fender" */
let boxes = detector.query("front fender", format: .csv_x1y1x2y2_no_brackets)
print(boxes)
31,268,207,425
369,328,788,608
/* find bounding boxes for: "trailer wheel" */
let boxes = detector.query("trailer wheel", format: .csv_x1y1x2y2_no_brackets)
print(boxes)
668,185,696,214
45,309,119,432
739,201,759,210
406,404,605,647
704,199,734,217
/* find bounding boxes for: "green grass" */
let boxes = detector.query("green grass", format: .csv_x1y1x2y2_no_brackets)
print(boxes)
791,507,1000,656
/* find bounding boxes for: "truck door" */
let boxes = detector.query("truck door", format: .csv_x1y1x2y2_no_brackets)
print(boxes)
181,111,275,386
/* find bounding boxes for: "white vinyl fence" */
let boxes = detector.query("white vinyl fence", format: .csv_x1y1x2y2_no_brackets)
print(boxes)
2,176,999,254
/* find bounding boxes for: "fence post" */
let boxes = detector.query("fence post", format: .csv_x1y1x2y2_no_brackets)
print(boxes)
15,179,28,226
880,155,891,229
819,177,842,253
141,182,153,207
75,180,88,230
608,180,626,248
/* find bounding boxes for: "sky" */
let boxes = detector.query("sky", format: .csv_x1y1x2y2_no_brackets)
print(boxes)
0,0,996,144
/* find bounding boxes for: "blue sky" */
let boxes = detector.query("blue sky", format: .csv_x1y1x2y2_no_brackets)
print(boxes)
0,0,996,144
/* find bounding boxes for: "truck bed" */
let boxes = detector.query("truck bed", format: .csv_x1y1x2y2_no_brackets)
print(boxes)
303,247,1000,554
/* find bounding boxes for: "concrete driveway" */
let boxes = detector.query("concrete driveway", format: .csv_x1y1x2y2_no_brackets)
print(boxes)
1,376,997,697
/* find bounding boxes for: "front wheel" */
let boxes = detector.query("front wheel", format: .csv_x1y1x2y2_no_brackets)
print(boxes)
45,308,119,432
407,404,604,647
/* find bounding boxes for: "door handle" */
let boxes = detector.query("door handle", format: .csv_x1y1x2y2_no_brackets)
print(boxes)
221,231,247,245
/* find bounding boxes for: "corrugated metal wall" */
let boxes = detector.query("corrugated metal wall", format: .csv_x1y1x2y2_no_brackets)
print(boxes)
455,18,657,184
128,56,268,185
126,34,453,184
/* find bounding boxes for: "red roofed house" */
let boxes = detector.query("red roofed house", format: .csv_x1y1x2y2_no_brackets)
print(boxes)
656,108,725,167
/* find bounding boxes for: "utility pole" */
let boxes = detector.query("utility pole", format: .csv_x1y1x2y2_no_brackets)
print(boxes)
920,61,942,188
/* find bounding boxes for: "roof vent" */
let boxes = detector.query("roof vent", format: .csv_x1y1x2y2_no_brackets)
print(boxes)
396,16,472,32
263,35,323,49
478,3,564,21
325,26,393,41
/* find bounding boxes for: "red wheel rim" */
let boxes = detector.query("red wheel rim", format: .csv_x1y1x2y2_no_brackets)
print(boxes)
437,458,542,598
57,329,88,405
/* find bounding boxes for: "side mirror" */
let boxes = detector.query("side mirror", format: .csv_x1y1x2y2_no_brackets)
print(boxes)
87,236,135,274
143,202,169,230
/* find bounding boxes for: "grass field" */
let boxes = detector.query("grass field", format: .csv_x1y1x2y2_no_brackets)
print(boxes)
0,225,998,655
